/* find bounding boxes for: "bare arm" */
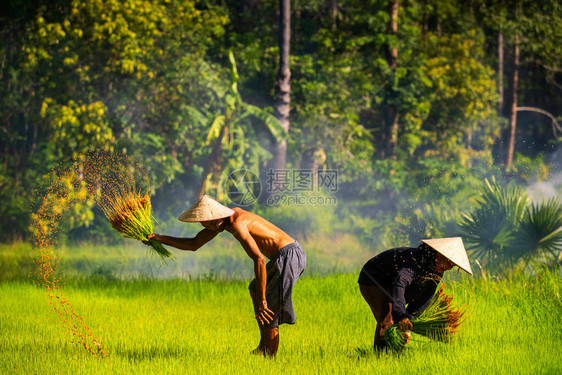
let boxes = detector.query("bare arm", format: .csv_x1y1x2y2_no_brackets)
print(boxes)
232,221,274,325
150,229,219,251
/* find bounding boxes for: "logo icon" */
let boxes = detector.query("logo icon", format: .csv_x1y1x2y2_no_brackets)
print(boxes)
224,169,262,206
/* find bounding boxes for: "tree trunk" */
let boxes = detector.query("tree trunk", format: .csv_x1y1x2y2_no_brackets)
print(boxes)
506,34,519,167
300,149,326,190
331,0,337,30
199,126,226,197
387,0,398,74
498,32,504,115
493,31,505,162
385,0,399,158
268,0,291,172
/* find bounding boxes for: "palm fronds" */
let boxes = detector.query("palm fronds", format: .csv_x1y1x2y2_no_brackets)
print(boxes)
510,198,562,259
460,177,562,266
459,177,528,264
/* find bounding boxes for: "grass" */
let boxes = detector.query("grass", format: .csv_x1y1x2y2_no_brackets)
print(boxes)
0,234,374,282
1,245,561,374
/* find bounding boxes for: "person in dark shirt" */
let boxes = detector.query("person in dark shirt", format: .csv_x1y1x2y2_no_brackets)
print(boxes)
358,237,472,350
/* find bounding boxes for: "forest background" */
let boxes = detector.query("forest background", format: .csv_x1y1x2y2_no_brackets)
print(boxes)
1,0,561,276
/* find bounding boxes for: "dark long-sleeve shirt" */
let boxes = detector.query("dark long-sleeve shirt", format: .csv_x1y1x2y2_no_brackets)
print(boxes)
358,246,442,322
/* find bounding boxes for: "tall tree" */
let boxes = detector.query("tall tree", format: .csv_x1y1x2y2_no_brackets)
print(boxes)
385,0,399,158
330,0,338,30
498,31,504,115
506,33,519,167
268,0,291,171
198,52,286,198
479,0,562,167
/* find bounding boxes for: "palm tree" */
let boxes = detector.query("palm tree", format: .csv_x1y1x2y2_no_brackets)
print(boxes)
460,178,562,267
510,198,562,261
197,51,287,199
459,177,527,265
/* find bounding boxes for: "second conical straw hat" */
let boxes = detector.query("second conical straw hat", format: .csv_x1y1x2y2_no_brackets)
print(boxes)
178,195,235,222
421,237,473,275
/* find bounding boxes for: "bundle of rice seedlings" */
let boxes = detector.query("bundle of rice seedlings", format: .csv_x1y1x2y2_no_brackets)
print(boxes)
383,286,466,351
383,325,408,352
100,189,172,261
411,286,465,342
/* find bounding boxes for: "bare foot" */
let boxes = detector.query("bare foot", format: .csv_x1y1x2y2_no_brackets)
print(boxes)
250,347,265,356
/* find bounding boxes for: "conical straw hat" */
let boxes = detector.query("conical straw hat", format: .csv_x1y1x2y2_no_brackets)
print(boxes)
421,237,473,275
178,195,235,222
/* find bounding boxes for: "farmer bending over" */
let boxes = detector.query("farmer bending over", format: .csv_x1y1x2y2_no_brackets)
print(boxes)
147,195,306,357
358,237,472,350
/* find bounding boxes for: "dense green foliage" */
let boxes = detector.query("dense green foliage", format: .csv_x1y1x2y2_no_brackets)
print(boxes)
1,0,561,244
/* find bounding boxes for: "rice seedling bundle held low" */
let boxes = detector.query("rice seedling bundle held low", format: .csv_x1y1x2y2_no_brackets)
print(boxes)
384,286,466,351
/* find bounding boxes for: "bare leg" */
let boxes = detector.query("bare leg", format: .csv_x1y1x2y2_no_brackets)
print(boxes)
249,289,265,355
249,289,279,357
262,326,279,357
359,284,393,351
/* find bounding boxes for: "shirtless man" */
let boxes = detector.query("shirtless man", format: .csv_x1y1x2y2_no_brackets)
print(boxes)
148,195,306,356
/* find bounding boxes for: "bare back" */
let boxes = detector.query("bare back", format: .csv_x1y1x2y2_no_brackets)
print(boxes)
225,207,294,259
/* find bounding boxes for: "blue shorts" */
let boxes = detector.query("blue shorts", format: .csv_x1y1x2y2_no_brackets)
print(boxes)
248,241,306,327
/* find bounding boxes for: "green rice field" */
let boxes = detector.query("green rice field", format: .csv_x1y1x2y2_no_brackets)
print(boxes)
1,243,561,374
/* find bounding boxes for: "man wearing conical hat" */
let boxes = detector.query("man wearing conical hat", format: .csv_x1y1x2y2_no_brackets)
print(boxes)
147,195,306,357
357,237,472,350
